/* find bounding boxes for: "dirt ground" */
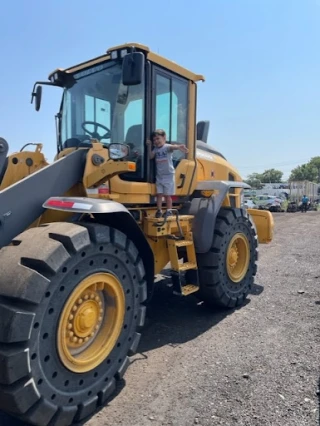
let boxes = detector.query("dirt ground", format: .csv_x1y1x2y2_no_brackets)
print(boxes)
1,212,319,426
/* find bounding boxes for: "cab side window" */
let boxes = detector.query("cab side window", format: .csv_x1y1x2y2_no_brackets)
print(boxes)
154,72,188,163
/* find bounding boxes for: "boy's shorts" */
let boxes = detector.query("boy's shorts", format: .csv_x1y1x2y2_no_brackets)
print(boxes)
156,175,175,195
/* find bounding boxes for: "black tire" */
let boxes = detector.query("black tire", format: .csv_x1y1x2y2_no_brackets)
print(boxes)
197,208,258,308
0,222,147,426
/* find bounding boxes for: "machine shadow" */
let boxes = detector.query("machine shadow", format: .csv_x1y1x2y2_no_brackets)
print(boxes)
136,281,257,354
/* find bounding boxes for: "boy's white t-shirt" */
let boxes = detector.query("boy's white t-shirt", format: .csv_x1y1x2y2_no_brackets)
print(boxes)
152,144,175,179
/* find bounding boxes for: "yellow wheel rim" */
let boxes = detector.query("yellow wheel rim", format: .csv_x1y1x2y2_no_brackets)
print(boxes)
226,233,250,283
57,272,125,373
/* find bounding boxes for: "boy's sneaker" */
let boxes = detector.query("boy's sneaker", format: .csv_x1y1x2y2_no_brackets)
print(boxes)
155,210,162,218
163,209,173,217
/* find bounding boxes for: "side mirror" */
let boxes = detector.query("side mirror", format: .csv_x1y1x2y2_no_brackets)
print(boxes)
122,52,145,86
32,85,42,111
109,143,130,160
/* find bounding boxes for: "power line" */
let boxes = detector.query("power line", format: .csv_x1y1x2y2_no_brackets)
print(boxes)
236,158,313,170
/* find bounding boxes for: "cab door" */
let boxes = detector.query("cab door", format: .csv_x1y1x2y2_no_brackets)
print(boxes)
151,67,197,196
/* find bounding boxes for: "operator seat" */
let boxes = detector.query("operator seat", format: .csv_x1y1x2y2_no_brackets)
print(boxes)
123,124,143,179
125,124,142,148
63,138,92,149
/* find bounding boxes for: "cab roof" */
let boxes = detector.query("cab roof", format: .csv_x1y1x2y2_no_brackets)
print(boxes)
48,42,205,83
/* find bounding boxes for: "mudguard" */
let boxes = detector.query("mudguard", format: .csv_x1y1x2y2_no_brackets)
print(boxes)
189,180,250,253
247,208,274,244
43,196,155,300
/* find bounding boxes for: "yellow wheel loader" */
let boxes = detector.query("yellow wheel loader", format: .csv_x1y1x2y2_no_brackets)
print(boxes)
0,43,274,426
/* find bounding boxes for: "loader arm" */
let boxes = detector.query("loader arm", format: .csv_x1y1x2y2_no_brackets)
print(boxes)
0,149,86,248
0,139,138,248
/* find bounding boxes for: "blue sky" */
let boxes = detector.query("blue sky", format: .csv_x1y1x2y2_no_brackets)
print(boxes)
1,0,319,180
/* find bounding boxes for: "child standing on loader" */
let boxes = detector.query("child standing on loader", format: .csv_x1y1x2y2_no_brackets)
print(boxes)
147,129,188,218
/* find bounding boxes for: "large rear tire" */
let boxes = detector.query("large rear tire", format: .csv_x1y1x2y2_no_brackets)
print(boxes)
197,207,258,308
0,222,147,426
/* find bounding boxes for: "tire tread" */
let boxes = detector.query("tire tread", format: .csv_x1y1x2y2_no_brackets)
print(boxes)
198,207,258,308
0,221,147,425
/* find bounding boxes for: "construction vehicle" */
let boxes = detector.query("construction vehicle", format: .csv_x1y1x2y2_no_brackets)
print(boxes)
0,43,274,426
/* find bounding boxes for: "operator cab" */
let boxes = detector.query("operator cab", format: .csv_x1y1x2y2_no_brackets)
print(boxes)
31,43,206,197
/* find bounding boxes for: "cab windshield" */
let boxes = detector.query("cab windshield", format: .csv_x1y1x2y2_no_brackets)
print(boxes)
60,60,145,179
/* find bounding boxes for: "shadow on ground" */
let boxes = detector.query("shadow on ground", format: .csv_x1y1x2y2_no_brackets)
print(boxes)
0,282,263,426
137,282,256,353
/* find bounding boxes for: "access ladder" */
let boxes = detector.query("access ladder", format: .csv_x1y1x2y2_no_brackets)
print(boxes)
144,211,199,296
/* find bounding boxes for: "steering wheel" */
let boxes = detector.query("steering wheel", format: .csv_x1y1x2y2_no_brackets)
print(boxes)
81,121,111,141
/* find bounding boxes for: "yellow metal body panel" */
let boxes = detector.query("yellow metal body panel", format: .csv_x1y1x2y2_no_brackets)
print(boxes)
0,148,48,191
107,42,205,82
146,237,169,275
143,215,194,274
247,209,274,244
196,151,244,208
143,215,193,238
49,43,204,84
187,82,197,163
82,144,136,189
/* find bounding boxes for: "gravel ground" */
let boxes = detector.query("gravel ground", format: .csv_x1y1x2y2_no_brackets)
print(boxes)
1,212,319,426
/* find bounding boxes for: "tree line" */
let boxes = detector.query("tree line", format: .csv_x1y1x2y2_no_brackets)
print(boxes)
245,157,320,188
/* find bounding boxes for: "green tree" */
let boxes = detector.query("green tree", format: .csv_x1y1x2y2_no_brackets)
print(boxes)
289,161,319,183
309,156,320,182
244,173,263,189
245,169,283,187
259,168,283,183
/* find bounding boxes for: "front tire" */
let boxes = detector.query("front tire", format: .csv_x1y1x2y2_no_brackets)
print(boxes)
197,208,258,308
0,222,147,426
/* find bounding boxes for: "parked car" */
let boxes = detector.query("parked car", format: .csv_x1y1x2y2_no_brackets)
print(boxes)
254,195,285,212
244,199,258,209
